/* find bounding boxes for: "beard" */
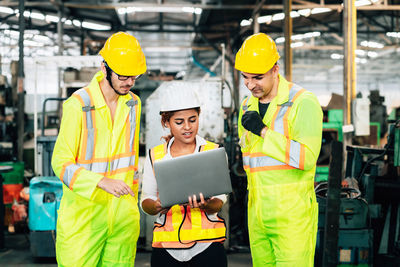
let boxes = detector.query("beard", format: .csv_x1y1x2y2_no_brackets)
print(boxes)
109,79,131,95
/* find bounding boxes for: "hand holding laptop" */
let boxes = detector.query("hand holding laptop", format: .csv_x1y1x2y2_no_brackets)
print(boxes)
155,198,170,214
188,193,223,214
154,147,232,208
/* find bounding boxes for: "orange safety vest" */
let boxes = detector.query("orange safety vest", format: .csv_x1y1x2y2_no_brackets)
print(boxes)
150,141,227,249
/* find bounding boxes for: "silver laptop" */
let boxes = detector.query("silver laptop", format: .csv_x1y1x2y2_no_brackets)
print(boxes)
153,147,232,207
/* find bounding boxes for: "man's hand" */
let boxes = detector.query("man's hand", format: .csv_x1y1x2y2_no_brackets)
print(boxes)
97,177,135,198
241,111,266,136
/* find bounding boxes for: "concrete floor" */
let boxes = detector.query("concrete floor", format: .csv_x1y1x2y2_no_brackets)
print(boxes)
0,232,252,266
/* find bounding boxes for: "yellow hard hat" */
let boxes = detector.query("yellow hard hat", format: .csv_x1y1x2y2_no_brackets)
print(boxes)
99,32,147,76
235,33,280,74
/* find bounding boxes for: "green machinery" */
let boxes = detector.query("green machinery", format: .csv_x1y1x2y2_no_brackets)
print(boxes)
316,116,400,266
315,109,344,183
315,109,381,183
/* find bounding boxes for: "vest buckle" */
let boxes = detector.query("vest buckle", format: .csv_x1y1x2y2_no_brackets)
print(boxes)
82,106,95,112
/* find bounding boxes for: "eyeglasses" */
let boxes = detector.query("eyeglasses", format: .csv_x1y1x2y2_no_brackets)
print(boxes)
103,61,143,81
116,73,142,81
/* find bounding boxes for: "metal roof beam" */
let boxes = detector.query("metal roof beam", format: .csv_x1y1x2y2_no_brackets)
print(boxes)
2,2,400,11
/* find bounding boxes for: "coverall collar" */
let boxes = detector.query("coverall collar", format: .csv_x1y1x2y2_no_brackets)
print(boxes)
274,74,291,105
246,74,291,110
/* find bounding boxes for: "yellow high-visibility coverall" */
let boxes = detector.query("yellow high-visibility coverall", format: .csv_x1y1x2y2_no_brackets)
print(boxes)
238,74,323,266
51,71,141,267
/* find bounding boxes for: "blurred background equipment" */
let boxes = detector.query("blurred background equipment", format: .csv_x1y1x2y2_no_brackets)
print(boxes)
28,176,62,258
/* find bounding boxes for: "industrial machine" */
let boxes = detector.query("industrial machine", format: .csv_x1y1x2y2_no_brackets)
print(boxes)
316,109,344,182
36,97,66,177
316,118,400,266
343,119,400,266
28,176,62,258
316,90,387,183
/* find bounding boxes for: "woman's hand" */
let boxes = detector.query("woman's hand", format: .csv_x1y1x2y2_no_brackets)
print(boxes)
142,198,170,215
154,198,170,214
188,193,223,214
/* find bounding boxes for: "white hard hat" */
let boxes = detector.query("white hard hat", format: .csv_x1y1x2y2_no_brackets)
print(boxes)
160,82,201,113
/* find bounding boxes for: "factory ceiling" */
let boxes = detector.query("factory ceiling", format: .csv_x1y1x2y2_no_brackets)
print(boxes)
0,0,400,81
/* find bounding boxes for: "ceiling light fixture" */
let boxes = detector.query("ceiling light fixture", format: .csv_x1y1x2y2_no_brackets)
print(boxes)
387,32,400,38
367,51,378,58
360,40,384,49
298,9,311,17
291,42,304,48
275,32,321,43
240,19,252,27
81,21,111,31
272,13,285,21
257,16,272,24
311,8,332,14
0,6,14,14
355,0,380,7
117,6,202,14
331,53,344,60
241,7,330,28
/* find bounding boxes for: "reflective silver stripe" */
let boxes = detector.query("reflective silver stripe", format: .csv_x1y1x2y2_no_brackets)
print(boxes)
129,154,136,168
76,89,94,129
126,98,137,152
75,89,95,161
245,155,286,168
76,156,136,174
274,85,302,135
63,164,81,187
273,105,288,135
289,140,301,168
242,97,250,111
246,84,304,170
77,162,108,173
110,156,136,172
243,155,250,167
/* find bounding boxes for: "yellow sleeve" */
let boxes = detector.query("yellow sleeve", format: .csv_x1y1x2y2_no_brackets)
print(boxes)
133,96,141,169
262,92,323,171
238,102,245,140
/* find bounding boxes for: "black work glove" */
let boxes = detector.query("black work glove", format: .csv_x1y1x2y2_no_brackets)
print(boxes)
241,111,266,136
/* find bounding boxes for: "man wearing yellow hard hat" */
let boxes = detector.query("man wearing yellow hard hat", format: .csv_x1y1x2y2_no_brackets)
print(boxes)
52,32,146,266
235,33,323,266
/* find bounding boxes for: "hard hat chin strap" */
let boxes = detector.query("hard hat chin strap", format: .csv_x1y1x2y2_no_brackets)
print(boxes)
104,61,115,90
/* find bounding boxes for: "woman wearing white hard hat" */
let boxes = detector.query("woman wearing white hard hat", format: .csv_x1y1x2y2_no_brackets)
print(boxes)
140,83,228,266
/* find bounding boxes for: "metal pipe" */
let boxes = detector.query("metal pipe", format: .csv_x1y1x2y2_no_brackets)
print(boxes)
192,53,216,77
343,0,357,181
17,0,25,162
284,0,293,82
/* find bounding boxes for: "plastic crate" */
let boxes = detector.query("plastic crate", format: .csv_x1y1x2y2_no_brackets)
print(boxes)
0,161,24,184
315,166,329,183
3,183,23,204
